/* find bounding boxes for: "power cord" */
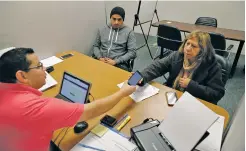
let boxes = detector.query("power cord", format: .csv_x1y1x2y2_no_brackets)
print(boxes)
89,93,95,101
54,94,95,146
57,127,71,148
53,128,66,143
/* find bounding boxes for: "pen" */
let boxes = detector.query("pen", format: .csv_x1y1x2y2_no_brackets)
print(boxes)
116,113,128,125
78,143,106,151
117,116,131,131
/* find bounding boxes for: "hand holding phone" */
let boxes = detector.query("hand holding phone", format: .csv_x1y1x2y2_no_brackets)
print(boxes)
128,71,143,86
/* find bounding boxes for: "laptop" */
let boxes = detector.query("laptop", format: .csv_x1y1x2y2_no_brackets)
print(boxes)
55,71,91,104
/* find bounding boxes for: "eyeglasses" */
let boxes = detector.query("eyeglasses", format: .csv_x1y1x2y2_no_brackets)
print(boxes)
28,62,44,70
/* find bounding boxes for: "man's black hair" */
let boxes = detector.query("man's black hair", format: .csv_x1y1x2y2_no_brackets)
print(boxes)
0,48,34,83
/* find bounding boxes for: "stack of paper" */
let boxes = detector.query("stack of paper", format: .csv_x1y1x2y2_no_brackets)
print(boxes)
38,72,57,92
40,56,63,67
195,115,225,151
70,126,137,151
117,82,159,102
158,92,219,151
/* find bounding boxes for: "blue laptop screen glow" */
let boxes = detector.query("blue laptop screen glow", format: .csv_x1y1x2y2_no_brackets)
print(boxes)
60,73,89,104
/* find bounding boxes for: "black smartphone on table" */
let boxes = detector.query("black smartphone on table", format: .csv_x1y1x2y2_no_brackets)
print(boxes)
100,115,117,127
128,71,143,86
60,53,73,60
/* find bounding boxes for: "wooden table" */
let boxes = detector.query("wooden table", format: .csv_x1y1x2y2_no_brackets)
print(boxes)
43,50,229,151
152,20,245,78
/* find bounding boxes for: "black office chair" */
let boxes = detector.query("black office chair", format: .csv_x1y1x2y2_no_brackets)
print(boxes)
195,17,217,27
154,24,182,59
215,54,230,86
209,32,234,60
184,17,218,38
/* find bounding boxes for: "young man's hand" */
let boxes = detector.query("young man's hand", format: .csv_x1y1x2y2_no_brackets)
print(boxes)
99,58,107,63
105,58,116,65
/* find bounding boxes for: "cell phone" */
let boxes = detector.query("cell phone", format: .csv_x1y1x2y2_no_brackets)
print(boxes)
46,66,54,73
100,115,117,127
60,53,73,59
128,71,143,86
166,91,178,106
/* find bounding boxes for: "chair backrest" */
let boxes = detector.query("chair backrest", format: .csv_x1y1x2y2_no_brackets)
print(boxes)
157,24,182,51
215,54,230,85
209,32,226,50
195,17,217,27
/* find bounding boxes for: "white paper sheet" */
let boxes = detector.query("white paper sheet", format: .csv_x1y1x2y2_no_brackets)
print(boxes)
38,72,57,92
117,82,159,102
40,56,63,67
70,128,137,151
195,115,225,151
158,92,219,151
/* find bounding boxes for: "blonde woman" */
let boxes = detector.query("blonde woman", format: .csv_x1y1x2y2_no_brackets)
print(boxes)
139,31,225,104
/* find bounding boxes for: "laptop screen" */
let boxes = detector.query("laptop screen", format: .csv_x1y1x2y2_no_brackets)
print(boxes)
59,72,91,104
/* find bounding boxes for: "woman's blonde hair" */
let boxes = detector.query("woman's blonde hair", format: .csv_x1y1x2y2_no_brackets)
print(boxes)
178,30,215,62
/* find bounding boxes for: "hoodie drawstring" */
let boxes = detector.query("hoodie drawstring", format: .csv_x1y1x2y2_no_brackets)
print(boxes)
107,27,120,57
115,28,119,42
108,26,112,41
107,30,115,57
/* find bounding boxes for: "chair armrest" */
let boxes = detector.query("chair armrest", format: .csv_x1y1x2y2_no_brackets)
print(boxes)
128,59,135,72
215,49,231,60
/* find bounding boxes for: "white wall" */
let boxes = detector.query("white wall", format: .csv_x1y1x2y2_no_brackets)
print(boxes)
152,1,245,54
0,1,244,57
115,1,245,54
221,94,245,151
0,1,106,59
128,1,245,34
154,1,245,31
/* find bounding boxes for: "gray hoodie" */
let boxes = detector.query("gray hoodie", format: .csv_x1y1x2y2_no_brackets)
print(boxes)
93,24,136,64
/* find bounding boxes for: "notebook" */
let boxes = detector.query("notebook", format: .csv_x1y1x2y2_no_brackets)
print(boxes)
158,92,219,151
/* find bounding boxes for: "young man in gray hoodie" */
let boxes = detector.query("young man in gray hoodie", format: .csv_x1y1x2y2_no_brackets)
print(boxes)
93,6,137,72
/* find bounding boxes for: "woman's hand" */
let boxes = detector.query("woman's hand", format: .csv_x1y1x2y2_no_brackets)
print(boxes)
179,78,191,88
